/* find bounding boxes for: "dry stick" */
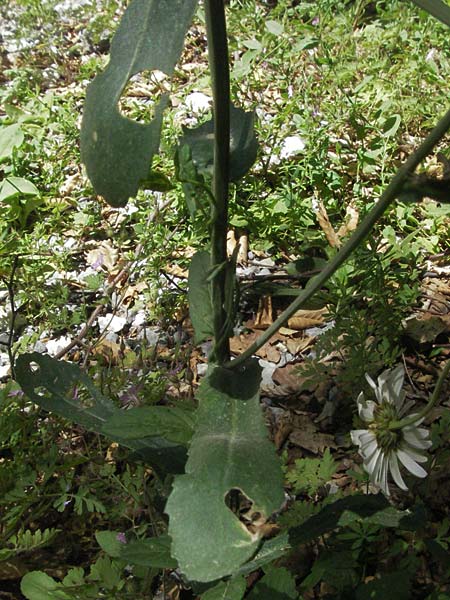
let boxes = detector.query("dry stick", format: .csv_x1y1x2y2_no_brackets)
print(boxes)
55,198,172,360
225,107,450,370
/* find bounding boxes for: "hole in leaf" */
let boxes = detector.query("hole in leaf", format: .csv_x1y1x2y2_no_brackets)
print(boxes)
224,488,263,531
118,70,172,124
29,361,40,374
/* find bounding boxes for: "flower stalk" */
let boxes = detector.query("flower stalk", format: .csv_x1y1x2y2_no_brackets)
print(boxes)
226,108,450,370
388,360,450,430
204,0,231,365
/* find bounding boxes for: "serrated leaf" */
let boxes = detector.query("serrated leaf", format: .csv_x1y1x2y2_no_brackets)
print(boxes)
409,0,450,27
15,353,187,474
166,360,284,582
179,103,258,182
286,448,336,496
0,177,39,202
102,405,195,446
247,565,297,600
289,494,390,545
188,251,214,343
21,572,70,600
119,535,177,569
201,576,247,600
80,0,199,206
0,123,24,161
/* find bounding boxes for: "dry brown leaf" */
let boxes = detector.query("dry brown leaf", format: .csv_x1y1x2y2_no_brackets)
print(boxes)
230,331,280,362
272,363,315,393
316,201,341,248
165,264,188,278
289,413,338,454
404,313,450,344
254,295,273,329
226,229,238,257
336,201,359,238
85,240,119,273
237,232,248,265
286,336,314,355
288,307,327,330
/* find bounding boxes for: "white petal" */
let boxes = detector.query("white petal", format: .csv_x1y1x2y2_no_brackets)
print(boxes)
404,425,429,438
365,373,378,392
389,365,405,399
359,431,377,452
399,444,428,463
398,399,415,417
373,453,389,495
359,400,376,422
350,429,366,446
388,452,408,491
404,413,425,426
397,449,428,478
365,446,382,476
403,429,432,450
360,436,378,462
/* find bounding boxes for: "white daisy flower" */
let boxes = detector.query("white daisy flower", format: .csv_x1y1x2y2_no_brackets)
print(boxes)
351,365,431,496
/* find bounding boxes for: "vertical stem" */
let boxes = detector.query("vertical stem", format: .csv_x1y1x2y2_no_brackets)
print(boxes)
205,0,231,364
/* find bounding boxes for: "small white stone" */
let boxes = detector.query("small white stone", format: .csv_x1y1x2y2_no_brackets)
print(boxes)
185,92,212,114
279,135,306,159
45,335,72,357
97,314,127,333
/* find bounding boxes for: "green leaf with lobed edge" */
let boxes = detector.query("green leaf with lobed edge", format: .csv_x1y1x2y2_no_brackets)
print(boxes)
15,353,187,474
166,360,284,582
179,103,258,182
80,0,198,206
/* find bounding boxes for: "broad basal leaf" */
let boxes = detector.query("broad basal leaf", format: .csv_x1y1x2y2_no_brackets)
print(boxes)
80,0,198,206
166,360,284,582
15,353,187,474
179,103,258,182
188,251,214,343
102,405,195,446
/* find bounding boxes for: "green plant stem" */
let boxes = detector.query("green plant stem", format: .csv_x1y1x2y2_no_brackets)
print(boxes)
205,0,231,364
225,107,450,370
389,360,450,430
409,0,450,28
